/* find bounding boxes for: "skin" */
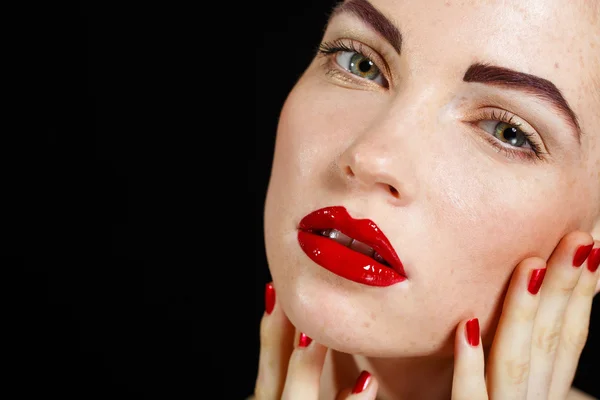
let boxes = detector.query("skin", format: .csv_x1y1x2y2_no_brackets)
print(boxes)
260,0,600,398
254,237,600,399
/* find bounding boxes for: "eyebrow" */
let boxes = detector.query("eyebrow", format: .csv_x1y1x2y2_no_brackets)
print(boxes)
329,0,402,54
329,0,582,144
464,63,582,144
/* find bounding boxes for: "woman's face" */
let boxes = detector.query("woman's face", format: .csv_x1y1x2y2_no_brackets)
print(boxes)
263,0,600,357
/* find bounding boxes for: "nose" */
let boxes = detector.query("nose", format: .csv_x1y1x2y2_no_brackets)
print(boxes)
337,138,406,203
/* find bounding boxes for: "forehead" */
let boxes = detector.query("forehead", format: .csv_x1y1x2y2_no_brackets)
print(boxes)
368,0,598,75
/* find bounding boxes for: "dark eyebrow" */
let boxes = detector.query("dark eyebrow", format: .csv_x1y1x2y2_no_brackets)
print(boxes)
329,0,402,54
328,3,582,145
464,63,582,144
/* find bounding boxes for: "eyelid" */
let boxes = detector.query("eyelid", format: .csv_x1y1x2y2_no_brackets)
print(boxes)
469,107,548,149
322,17,400,70
475,108,534,133
318,38,392,87
467,107,550,161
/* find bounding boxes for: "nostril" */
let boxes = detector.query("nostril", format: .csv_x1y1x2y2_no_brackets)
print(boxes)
344,165,399,199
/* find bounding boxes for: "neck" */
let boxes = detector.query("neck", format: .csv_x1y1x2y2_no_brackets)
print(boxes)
319,350,457,400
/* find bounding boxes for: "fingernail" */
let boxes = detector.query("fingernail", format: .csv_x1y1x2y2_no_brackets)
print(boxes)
265,282,275,315
351,370,372,394
528,268,546,295
588,248,600,273
298,332,312,348
574,244,594,267
465,318,479,347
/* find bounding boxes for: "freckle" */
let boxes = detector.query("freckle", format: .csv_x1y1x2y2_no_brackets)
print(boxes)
517,7,529,20
554,62,559,69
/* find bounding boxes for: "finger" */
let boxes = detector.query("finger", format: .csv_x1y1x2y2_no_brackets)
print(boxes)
255,282,296,400
548,241,600,400
486,257,547,399
451,318,488,400
528,232,593,399
281,332,328,400
336,370,379,400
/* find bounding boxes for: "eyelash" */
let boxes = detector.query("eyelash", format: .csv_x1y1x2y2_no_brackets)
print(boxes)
475,110,546,162
317,39,390,87
317,40,546,163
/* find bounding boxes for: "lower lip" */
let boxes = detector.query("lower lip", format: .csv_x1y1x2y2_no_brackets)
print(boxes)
297,231,406,287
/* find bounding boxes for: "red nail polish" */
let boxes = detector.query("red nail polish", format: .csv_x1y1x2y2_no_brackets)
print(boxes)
528,268,546,295
574,244,594,267
298,332,312,348
465,318,479,347
351,370,372,394
265,282,275,315
588,248,600,273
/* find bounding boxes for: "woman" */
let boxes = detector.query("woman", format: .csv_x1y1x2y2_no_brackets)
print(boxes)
253,0,600,398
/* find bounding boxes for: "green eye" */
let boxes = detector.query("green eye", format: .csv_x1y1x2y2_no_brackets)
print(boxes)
335,51,384,84
475,111,544,161
494,122,528,147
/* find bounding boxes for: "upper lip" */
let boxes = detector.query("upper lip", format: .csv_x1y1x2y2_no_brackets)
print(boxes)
298,205,406,277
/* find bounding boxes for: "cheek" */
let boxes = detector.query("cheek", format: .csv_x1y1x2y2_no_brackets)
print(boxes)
267,81,383,207
275,78,386,153
412,143,570,310
264,83,345,281
432,162,565,259
268,85,329,190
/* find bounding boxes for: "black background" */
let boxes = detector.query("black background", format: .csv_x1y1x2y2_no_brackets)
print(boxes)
25,1,599,398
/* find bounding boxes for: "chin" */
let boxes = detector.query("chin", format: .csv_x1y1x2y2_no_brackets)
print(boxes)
279,287,380,355
271,266,443,358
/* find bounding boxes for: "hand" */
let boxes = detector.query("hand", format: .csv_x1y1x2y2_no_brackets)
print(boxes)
253,283,379,400
452,231,599,399
252,232,600,400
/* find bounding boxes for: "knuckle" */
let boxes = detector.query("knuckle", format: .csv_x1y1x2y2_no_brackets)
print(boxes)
511,305,537,322
561,326,589,354
545,273,578,295
534,326,561,355
575,279,597,297
555,281,577,294
504,359,530,385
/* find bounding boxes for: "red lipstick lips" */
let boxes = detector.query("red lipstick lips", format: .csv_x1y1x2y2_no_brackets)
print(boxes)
297,206,406,287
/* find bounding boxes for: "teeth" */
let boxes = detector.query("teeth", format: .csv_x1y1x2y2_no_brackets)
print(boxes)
373,252,385,263
349,239,375,258
321,229,353,246
321,229,383,261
